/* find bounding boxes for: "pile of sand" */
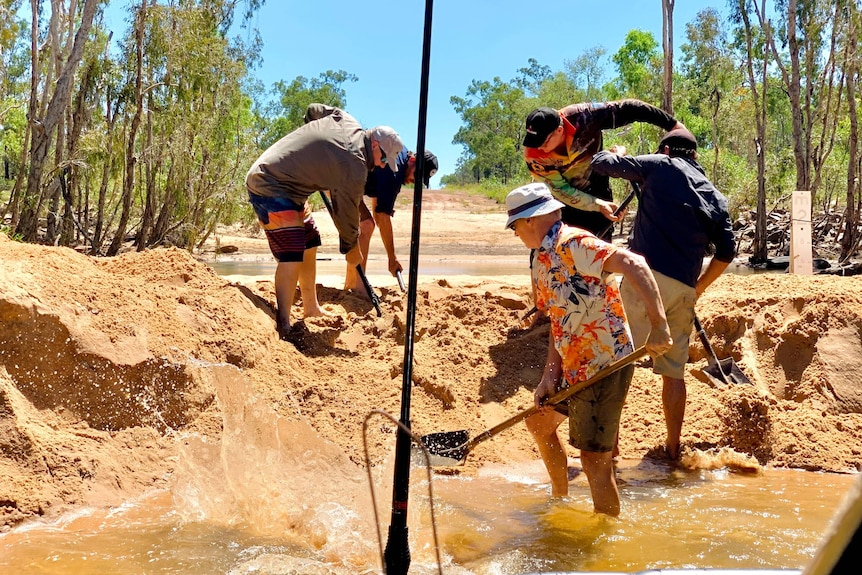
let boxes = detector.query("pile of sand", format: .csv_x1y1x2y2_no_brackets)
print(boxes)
1,232,861,530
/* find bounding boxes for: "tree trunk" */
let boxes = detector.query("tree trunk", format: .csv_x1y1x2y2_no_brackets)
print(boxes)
15,0,99,242
841,1,859,262
108,0,147,256
739,0,769,263
757,0,809,192
662,0,675,115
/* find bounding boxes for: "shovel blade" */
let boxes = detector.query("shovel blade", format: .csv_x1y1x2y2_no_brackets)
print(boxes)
703,357,752,387
412,430,470,466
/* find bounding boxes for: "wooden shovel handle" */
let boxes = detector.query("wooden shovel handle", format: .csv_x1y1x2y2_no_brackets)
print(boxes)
465,346,648,451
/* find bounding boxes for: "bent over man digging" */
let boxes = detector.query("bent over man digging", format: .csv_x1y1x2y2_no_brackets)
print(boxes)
505,182,672,516
590,127,737,459
245,106,404,344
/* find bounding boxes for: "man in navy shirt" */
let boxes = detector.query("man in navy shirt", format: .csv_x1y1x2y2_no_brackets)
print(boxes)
591,127,736,459
344,147,437,292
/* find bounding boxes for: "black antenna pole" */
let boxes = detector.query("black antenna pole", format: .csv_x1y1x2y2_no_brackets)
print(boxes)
383,1,434,573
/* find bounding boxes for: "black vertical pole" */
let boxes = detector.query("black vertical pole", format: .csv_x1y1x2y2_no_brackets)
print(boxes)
383,1,433,573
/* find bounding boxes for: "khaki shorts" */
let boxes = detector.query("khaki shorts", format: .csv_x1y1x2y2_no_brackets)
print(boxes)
620,270,696,379
554,363,634,453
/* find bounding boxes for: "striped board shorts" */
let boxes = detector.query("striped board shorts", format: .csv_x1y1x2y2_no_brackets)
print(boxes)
247,192,322,262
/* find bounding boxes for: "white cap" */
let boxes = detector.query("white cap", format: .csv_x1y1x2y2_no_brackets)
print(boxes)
370,126,404,173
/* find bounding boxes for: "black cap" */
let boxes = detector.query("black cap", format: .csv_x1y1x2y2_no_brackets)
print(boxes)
422,150,438,187
523,107,561,148
657,127,697,153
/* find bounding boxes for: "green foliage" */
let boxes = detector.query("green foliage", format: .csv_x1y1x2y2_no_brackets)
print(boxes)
450,76,531,186
611,30,662,101
256,70,358,149
564,46,608,101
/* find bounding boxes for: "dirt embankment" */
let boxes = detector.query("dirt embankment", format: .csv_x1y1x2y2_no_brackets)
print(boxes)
2,190,862,530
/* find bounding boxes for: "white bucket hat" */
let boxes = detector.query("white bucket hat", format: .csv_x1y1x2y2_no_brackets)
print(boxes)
505,183,565,229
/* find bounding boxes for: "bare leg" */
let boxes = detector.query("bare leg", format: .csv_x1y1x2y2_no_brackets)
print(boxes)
274,261,301,333
344,218,375,292
525,410,569,497
298,247,329,317
581,450,620,516
662,375,686,459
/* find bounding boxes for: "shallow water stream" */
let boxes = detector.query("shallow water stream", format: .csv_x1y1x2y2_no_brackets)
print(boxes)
1,366,855,575
0,461,853,574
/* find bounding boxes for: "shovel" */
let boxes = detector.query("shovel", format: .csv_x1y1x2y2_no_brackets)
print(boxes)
693,315,751,386
356,264,382,317
416,346,647,466
318,191,383,316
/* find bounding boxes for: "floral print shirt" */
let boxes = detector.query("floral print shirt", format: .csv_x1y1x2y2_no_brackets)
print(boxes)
532,221,634,385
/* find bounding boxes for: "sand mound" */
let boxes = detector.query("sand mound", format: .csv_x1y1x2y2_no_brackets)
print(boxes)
1,233,861,529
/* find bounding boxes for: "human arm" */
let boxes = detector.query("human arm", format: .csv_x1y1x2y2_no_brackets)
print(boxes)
535,329,564,410
695,258,730,298
602,249,673,359
599,99,679,132
372,211,402,275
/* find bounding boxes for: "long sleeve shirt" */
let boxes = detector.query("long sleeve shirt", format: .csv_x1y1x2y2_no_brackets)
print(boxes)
590,151,737,288
246,107,374,253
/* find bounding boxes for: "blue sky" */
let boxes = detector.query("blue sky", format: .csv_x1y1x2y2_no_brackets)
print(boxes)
110,1,728,188
239,0,727,188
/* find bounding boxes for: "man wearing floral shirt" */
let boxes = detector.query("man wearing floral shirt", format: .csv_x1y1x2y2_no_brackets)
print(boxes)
505,182,672,516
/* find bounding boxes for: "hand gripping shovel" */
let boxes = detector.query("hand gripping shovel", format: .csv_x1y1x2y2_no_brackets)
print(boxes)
693,315,751,386
417,346,647,466
318,191,383,316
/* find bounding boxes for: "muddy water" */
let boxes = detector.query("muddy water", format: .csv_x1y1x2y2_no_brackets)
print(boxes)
0,366,854,575
0,463,852,574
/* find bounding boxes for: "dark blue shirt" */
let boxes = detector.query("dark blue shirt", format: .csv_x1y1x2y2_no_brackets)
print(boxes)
590,151,736,288
364,147,410,215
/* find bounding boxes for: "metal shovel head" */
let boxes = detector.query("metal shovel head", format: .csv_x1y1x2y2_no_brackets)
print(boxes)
412,430,470,466
703,357,753,386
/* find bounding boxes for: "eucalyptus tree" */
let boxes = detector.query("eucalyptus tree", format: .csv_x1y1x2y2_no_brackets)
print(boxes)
450,76,529,185
679,7,739,180
840,0,860,261
730,0,770,263
609,29,663,104
105,0,263,255
756,0,846,198
564,46,607,102
257,69,357,150
13,0,99,242
661,0,675,114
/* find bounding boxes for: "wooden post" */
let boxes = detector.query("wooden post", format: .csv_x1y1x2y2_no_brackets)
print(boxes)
790,191,813,275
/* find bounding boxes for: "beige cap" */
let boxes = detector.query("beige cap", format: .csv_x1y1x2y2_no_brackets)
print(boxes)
370,126,404,173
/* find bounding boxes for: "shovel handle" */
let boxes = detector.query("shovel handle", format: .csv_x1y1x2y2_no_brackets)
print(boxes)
693,315,722,369
356,264,382,316
596,186,638,239
464,346,648,452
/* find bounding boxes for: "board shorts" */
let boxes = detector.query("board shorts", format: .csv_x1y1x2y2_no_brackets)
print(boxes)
554,363,634,453
620,270,696,379
247,192,322,263
364,180,399,216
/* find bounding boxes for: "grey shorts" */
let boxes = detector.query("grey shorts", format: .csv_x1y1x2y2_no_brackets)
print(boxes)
620,270,696,379
554,363,634,453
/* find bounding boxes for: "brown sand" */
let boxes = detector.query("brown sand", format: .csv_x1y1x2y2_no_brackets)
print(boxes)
2,190,861,530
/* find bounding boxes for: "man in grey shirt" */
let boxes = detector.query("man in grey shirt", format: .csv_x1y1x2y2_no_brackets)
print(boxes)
246,106,403,344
